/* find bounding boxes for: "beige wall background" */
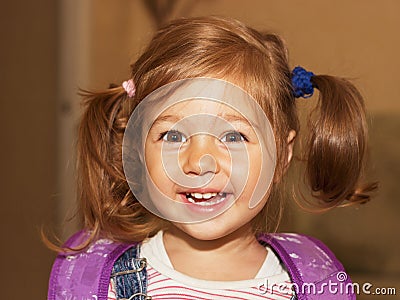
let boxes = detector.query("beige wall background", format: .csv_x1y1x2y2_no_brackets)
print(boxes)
1,1,399,299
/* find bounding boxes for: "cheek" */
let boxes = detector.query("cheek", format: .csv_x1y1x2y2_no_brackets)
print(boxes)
234,146,263,202
245,146,262,187
145,145,167,185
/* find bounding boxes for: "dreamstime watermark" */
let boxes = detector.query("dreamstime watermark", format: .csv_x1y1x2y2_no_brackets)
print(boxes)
258,272,397,296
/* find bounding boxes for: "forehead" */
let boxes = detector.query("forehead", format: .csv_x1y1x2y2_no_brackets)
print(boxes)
138,78,268,135
157,99,245,120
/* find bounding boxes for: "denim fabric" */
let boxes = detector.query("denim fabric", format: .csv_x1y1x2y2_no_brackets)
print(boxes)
111,245,150,300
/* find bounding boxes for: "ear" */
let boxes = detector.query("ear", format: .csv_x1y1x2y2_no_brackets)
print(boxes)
273,130,297,183
286,130,296,165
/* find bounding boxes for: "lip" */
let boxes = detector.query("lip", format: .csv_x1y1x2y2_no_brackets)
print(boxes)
176,184,234,194
179,192,233,213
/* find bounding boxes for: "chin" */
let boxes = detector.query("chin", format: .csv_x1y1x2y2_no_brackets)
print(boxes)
173,217,239,241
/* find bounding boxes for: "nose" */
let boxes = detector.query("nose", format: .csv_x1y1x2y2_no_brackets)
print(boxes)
180,134,222,176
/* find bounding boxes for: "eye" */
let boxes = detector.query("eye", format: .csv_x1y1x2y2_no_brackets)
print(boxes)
161,130,187,143
220,131,247,143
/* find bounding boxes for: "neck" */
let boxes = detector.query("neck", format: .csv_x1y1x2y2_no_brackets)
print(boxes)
162,223,267,280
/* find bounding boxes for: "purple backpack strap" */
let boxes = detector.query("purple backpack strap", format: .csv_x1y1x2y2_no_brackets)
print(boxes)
48,231,136,300
258,233,356,300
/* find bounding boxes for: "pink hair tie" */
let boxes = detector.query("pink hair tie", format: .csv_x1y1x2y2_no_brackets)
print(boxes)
122,79,136,98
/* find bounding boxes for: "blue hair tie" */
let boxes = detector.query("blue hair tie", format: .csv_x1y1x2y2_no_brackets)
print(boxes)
291,66,315,98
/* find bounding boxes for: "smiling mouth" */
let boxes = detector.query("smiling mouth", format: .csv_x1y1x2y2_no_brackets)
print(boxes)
184,192,228,206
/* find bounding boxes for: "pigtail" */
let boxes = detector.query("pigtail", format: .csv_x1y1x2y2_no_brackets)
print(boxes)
71,84,163,250
64,87,129,250
305,75,377,207
43,87,130,252
77,87,127,229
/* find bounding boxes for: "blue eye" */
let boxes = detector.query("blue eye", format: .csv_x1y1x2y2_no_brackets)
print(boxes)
161,130,187,143
221,131,247,143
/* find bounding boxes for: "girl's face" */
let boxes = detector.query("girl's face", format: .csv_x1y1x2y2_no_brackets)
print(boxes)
122,78,277,240
144,98,269,240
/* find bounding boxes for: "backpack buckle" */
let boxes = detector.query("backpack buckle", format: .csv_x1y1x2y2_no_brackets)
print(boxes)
111,257,147,277
121,293,152,300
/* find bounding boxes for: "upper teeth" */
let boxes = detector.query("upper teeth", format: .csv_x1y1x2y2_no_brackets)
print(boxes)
187,192,218,200
185,192,227,206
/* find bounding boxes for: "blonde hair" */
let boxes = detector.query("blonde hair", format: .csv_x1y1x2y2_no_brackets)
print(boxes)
54,16,376,249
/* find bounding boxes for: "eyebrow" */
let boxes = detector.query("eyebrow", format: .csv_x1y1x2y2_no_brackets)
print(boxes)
152,114,183,126
217,113,251,125
151,112,252,127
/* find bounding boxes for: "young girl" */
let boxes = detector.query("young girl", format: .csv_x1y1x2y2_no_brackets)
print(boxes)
48,16,375,300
